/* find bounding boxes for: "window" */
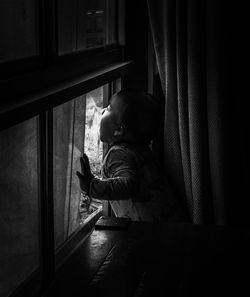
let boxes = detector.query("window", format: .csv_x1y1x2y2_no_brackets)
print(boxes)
58,0,117,55
80,87,108,224
0,0,148,296
0,0,39,63
0,74,127,297
0,118,39,297
53,86,108,250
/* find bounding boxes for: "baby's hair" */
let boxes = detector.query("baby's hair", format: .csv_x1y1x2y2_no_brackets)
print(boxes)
115,89,160,145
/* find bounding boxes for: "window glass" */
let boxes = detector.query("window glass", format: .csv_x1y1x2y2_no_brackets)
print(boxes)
58,0,116,55
0,118,39,297
53,86,107,249
0,0,39,63
80,88,104,225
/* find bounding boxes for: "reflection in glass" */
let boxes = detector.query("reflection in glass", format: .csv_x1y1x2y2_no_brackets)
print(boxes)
0,118,39,297
58,0,116,55
79,88,104,224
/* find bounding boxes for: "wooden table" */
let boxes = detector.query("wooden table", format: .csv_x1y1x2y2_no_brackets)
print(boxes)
46,221,250,297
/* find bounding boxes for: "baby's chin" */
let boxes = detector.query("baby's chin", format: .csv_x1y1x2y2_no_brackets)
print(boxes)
100,131,125,145
99,134,111,144
99,135,105,143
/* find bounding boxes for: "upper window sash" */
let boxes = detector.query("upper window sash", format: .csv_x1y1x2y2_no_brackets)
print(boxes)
0,0,124,79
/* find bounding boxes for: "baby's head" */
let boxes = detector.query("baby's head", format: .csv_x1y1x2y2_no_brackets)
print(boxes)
100,89,160,145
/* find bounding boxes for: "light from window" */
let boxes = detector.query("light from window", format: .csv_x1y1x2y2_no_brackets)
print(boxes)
79,87,104,225
53,86,106,249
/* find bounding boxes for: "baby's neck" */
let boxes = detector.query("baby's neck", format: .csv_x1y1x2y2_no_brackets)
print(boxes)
111,141,150,149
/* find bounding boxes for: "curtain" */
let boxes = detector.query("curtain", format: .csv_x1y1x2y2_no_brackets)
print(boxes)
148,0,248,225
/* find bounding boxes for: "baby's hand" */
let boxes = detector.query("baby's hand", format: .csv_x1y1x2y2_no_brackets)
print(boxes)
76,153,94,194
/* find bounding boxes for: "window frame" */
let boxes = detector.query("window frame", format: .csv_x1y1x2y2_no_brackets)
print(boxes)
3,74,128,297
0,0,151,296
0,0,121,79
4,65,133,297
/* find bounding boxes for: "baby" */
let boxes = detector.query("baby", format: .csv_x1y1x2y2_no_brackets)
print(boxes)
77,89,187,221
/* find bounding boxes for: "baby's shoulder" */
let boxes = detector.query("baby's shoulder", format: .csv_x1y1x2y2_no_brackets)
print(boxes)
102,144,138,177
107,144,135,157
104,144,138,167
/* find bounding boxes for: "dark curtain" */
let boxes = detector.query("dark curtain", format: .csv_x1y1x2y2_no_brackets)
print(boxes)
148,0,249,225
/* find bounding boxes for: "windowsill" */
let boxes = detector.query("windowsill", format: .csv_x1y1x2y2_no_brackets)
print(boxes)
55,209,103,270
80,201,103,226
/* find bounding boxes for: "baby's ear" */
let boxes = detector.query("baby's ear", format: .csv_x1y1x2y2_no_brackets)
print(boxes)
114,123,125,137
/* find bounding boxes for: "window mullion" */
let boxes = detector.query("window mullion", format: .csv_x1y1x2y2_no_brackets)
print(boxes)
38,110,55,291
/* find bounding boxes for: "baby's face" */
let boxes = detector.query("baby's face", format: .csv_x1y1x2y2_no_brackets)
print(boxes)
99,94,126,144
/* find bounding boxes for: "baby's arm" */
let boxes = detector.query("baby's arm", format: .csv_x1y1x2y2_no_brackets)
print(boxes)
90,148,138,200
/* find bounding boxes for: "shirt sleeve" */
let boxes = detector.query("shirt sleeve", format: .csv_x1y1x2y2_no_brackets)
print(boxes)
89,146,138,200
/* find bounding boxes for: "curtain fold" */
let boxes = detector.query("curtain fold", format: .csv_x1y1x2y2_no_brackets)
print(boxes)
148,0,248,225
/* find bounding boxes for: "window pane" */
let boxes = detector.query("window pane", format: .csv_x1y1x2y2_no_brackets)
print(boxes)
53,87,106,249
58,0,116,55
0,0,39,63
80,88,104,224
0,118,39,297
84,88,103,177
